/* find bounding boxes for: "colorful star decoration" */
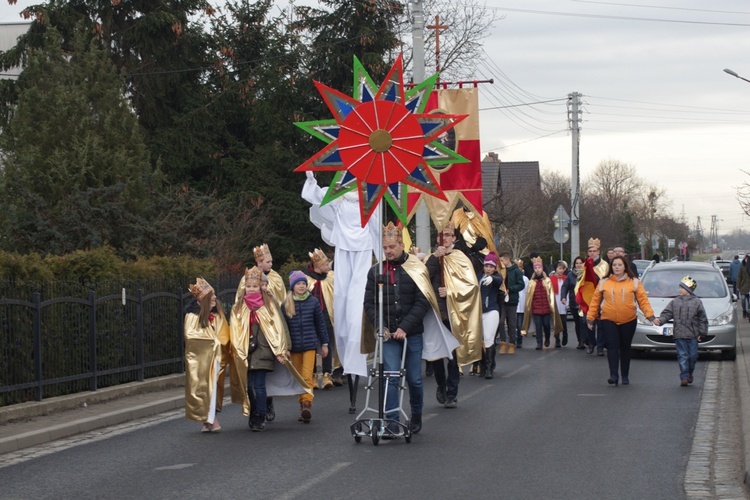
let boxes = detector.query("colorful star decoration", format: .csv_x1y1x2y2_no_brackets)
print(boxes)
294,54,470,227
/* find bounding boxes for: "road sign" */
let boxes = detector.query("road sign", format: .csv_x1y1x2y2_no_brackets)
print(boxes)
552,205,570,244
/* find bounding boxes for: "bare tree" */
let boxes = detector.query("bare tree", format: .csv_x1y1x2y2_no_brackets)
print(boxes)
737,169,750,218
399,0,502,81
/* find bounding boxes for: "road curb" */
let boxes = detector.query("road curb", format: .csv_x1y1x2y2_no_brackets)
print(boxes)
737,321,750,494
0,394,184,455
0,374,184,426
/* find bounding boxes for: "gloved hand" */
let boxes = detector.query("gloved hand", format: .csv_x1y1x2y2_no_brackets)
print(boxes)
306,171,315,181
481,275,492,286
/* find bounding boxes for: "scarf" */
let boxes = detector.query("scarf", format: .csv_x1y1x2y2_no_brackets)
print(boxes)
293,291,311,301
244,292,264,325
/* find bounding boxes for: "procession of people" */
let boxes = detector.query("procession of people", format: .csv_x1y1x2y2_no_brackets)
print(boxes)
182,198,666,437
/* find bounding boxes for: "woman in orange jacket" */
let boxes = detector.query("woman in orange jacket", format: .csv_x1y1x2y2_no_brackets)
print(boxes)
586,256,655,386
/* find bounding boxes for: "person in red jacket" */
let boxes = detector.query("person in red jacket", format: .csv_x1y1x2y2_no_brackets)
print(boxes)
521,258,563,350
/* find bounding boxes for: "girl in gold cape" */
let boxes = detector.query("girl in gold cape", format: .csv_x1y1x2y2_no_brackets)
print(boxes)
521,262,564,346
184,278,227,433
230,269,311,425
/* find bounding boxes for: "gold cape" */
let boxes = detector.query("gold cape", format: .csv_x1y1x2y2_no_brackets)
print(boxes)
574,258,610,317
451,209,497,254
231,278,311,412
306,272,335,328
184,312,226,422
361,254,461,361
266,269,287,304
442,250,483,366
521,276,564,335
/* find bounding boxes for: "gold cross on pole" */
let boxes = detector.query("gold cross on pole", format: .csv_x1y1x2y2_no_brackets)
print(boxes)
426,15,448,83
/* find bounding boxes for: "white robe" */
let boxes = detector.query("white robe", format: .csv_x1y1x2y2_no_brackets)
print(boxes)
302,177,381,377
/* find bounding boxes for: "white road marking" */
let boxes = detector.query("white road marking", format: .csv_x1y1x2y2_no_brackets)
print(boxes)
154,463,196,471
500,364,532,378
275,462,352,500
0,409,183,469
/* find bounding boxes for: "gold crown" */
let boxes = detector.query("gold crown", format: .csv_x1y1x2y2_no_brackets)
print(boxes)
531,256,543,266
253,243,271,264
382,222,403,243
681,275,697,291
309,248,328,265
442,221,456,235
189,277,214,301
587,237,601,250
245,266,263,287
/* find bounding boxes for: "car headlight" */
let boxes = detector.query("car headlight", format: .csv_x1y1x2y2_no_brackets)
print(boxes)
709,306,734,326
636,310,651,325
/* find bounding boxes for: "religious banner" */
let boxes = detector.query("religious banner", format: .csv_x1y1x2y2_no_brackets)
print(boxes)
407,87,483,229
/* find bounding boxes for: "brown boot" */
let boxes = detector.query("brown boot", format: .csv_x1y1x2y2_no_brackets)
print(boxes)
498,342,508,355
301,401,312,423
507,344,515,355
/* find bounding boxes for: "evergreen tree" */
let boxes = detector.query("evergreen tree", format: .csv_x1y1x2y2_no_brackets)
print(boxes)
0,28,156,256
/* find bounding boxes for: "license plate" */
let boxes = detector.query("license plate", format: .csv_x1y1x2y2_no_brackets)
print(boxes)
662,326,673,336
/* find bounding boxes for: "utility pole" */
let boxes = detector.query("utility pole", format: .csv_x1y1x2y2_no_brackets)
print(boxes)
568,92,582,259
412,0,431,252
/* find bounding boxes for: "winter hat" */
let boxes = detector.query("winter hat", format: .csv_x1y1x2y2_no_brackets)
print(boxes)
289,270,308,289
483,251,498,267
532,256,543,270
679,275,697,294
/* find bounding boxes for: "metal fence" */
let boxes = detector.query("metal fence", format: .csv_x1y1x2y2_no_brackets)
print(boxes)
0,274,241,406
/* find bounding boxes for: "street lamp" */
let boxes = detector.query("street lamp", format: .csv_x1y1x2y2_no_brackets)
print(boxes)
724,68,750,84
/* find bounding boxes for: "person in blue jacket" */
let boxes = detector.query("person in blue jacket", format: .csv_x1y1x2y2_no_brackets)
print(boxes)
729,255,741,296
282,270,329,423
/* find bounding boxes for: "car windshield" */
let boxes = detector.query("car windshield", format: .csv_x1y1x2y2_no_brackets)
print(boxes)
642,269,727,298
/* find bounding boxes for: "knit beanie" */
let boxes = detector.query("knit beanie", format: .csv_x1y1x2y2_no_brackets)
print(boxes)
289,270,307,289
483,251,498,267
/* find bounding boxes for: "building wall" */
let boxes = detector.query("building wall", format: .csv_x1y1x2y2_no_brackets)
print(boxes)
0,22,32,80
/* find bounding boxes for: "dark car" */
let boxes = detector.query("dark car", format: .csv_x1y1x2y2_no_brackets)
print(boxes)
714,259,732,282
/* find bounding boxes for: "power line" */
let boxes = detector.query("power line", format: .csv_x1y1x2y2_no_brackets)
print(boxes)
570,0,750,16
485,5,750,27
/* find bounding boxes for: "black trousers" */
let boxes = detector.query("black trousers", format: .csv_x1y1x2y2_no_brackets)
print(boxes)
601,319,637,380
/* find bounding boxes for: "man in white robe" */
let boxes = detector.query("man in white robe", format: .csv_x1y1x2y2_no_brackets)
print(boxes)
301,172,380,377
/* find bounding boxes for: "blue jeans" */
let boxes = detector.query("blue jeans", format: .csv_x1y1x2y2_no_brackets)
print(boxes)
248,370,267,416
383,333,424,421
601,319,636,381
582,317,604,350
675,338,699,381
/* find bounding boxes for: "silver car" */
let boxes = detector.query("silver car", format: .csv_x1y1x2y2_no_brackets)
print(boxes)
632,261,737,360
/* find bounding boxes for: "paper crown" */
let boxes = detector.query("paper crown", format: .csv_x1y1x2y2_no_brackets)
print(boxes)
253,243,271,263
587,237,601,250
189,277,214,301
680,275,697,292
442,221,456,235
382,222,403,243
309,248,328,265
245,266,263,287
531,256,543,267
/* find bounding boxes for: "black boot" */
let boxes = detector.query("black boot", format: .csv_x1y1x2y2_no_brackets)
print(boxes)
478,353,486,378
347,374,359,414
554,334,561,348
484,346,494,379
410,413,422,434
265,397,275,421
562,331,568,346
425,361,434,377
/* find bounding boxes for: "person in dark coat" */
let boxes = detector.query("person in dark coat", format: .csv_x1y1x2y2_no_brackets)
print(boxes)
561,256,585,349
364,222,431,437
282,270,329,423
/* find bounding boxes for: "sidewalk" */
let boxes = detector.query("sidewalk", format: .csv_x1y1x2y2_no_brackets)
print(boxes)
0,374,184,454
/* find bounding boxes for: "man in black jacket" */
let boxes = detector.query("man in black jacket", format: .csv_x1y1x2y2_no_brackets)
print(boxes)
364,222,431,436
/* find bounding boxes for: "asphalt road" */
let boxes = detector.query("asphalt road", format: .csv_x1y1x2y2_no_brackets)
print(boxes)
0,337,706,500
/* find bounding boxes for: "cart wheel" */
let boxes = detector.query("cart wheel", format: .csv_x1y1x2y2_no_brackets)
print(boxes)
354,435,362,443
371,432,380,445
405,433,411,443
371,421,380,446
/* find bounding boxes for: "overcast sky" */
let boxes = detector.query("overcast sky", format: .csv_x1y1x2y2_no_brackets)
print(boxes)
2,0,750,240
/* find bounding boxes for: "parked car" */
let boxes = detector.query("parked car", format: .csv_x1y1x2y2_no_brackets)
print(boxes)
632,259,652,277
632,261,737,360
713,259,732,282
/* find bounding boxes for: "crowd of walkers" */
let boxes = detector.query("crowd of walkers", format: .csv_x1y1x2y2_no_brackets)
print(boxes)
183,198,706,436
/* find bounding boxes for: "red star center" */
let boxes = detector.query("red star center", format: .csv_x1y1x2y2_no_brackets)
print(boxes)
338,100,425,185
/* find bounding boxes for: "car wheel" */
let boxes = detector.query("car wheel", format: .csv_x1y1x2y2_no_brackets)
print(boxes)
721,348,737,361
